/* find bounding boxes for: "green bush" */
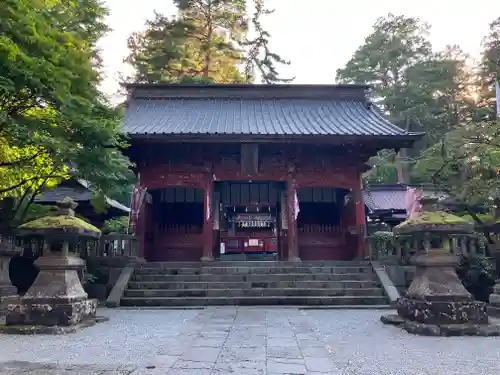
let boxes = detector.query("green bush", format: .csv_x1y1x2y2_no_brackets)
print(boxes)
456,254,495,302
102,216,129,234
371,231,395,255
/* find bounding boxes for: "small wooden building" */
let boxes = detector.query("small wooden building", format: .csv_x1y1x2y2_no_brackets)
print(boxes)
362,184,476,231
363,184,408,229
123,84,421,262
35,179,130,227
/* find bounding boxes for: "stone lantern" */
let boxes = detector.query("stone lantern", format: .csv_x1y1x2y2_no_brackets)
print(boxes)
381,196,500,336
1,197,103,334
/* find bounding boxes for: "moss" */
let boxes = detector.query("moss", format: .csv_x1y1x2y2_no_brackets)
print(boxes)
460,213,498,225
396,211,469,228
19,215,100,234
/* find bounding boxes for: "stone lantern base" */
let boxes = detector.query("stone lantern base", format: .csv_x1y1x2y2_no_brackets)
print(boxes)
381,249,500,336
487,283,500,318
1,254,100,334
0,248,21,320
0,249,20,316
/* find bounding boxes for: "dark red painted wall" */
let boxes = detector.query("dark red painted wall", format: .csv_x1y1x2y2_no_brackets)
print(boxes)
134,143,366,262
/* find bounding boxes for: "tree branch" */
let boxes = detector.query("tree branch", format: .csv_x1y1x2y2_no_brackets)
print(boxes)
0,175,65,194
0,150,42,168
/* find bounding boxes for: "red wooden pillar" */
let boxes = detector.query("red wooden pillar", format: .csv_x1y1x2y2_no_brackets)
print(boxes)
352,179,366,259
201,177,214,262
286,175,300,262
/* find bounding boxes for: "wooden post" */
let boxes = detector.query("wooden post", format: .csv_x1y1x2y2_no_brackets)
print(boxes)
137,201,148,259
201,177,214,262
352,183,366,259
286,174,300,262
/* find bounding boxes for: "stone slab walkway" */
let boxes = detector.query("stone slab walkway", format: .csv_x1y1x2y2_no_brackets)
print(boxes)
0,307,499,374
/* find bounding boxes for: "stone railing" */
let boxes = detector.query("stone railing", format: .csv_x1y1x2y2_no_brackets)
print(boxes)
1,233,140,258
0,234,23,253
94,234,140,257
367,234,487,263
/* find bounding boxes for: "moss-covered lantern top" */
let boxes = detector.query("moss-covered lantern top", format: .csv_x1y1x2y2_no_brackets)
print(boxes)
394,196,473,236
18,197,101,238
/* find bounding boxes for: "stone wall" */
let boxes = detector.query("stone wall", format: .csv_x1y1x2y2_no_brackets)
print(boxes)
84,256,142,300
382,264,415,294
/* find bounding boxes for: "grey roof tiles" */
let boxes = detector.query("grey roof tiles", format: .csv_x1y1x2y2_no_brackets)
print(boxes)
363,185,407,213
124,98,407,136
123,84,416,138
35,180,130,213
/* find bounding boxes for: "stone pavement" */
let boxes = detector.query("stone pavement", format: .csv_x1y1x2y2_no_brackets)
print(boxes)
1,307,500,374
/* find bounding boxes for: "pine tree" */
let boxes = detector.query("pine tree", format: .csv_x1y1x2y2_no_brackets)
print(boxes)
174,0,247,79
240,0,293,83
477,17,500,120
126,0,293,84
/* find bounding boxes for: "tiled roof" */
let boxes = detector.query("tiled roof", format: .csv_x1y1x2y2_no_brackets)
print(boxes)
124,99,409,136
363,185,407,213
363,184,450,214
35,180,130,214
36,186,93,203
123,84,419,138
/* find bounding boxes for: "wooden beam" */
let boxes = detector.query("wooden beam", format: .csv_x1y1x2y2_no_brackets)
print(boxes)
240,144,259,176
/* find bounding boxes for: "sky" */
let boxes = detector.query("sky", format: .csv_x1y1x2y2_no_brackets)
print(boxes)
98,0,497,103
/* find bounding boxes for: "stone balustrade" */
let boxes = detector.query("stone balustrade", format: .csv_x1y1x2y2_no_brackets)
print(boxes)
367,233,487,263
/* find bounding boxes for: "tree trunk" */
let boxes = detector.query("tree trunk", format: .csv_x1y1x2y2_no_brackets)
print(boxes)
203,50,211,78
202,3,213,78
396,149,411,183
396,115,411,184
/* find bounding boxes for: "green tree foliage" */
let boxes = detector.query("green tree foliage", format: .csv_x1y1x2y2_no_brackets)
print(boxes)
240,0,293,83
413,121,500,212
0,0,133,229
337,14,475,183
476,17,500,120
125,0,292,84
22,204,57,223
102,216,129,234
410,14,500,218
362,150,399,185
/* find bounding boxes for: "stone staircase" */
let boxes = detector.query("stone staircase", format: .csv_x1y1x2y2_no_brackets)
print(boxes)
120,261,390,307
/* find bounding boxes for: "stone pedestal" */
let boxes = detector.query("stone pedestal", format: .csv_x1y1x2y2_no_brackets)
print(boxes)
200,255,214,262
4,253,98,333
382,248,500,336
0,249,20,316
487,283,500,317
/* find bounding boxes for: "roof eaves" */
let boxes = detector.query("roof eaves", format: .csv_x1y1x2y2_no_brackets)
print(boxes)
123,83,372,90
105,197,130,213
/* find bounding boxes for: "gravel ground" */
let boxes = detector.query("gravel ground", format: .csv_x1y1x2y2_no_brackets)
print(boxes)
0,308,499,374
306,309,500,375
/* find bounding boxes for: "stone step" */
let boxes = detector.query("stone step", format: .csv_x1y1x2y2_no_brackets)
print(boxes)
123,288,385,298
137,261,371,269
219,253,278,261
134,266,373,275
121,260,387,307
120,295,389,307
127,280,380,290
131,272,378,283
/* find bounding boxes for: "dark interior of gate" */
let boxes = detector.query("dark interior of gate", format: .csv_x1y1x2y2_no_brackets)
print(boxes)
148,184,354,262
296,187,352,261
216,181,282,259
149,187,204,261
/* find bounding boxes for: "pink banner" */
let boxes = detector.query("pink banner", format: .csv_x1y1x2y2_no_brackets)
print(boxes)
128,184,147,233
294,190,300,220
406,187,422,219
